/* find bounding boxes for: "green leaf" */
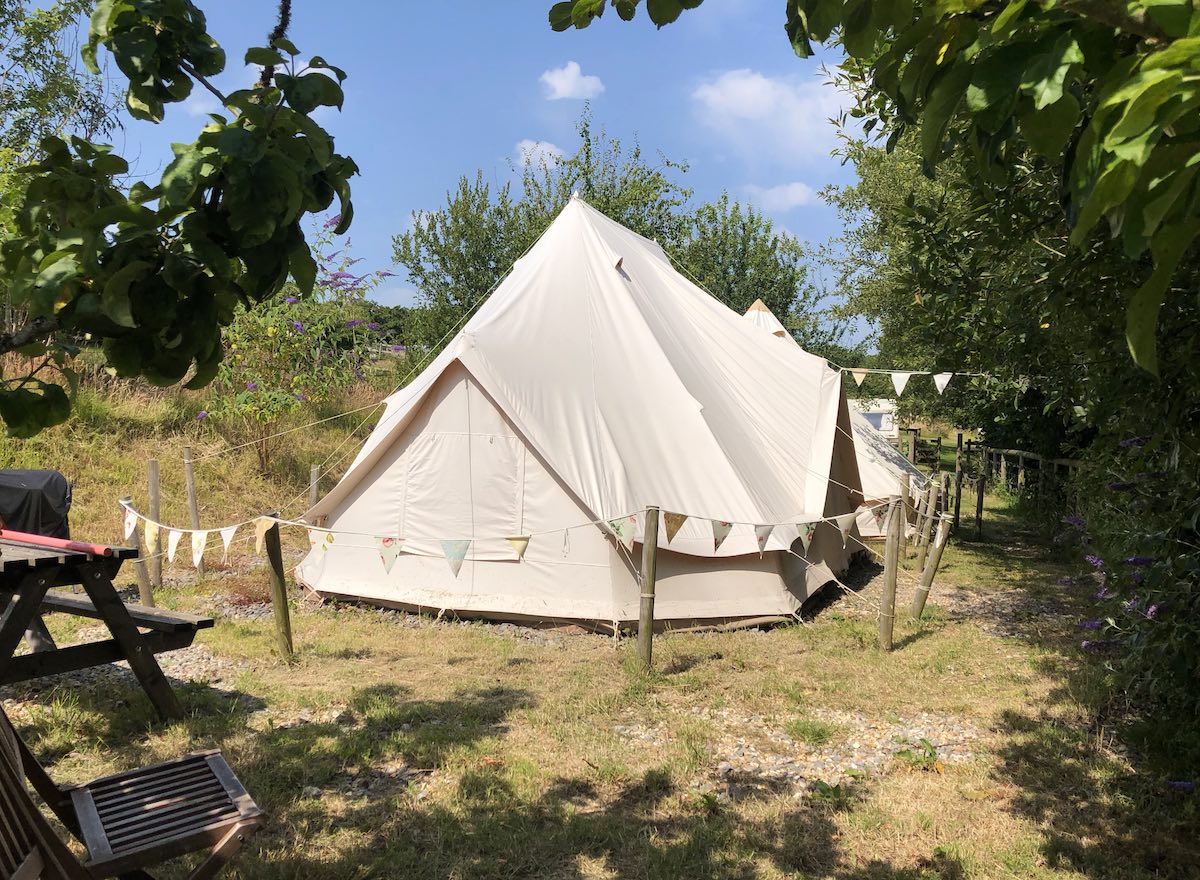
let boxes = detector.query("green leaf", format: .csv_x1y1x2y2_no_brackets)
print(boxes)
1141,0,1192,38
990,0,1028,39
272,37,301,56
278,72,344,114
1020,33,1083,110
920,64,973,164
245,46,286,66
101,260,152,328
1126,218,1200,374
289,240,318,296
646,0,685,27
308,56,347,82
0,383,71,438
161,145,207,208
549,1,575,30
615,0,637,20
1019,92,1079,158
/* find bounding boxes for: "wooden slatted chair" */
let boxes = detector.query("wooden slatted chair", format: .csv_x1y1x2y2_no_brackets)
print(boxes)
0,709,263,879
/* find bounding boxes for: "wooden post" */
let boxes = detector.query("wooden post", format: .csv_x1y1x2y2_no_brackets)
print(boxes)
915,484,939,569
898,473,912,554
976,446,987,538
262,514,294,658
908,428,918,464
121,495,154,607
309,464,321,508
935,436,942,473
879,498,901,651
182,447,204,577
940,473,951,517
953,433,964,529
1017,453,1026,491
636,506,660,670
147,459,162,588
999,451,1008,487
911,515,952,619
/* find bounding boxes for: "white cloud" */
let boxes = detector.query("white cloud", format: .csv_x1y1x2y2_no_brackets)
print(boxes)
515,139,564,168
691,68,851,164
183,94,221,117
540,61,605,100
744,181,818,212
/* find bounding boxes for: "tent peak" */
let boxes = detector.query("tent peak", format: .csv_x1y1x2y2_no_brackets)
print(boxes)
747,299,771,313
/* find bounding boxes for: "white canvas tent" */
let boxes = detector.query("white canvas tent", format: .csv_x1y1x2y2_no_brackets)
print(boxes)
740,300,926,538
297,197,864,626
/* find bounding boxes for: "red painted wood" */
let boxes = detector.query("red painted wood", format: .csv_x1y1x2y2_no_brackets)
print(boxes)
0,529,114,557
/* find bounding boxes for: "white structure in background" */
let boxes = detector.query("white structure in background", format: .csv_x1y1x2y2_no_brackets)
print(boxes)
741,301,925,538
847,398,900,441
298,198,864,627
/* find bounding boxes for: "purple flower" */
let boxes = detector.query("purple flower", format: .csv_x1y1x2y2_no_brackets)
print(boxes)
390,344,406,352
321,250,341,261
1132,570,1145,586
1085,554,1105,569
1123,596,1142,613
1081,640,1116,652
367,322,381,332
285,296,298,305
1106,481,1136,492
1062,515,1086,530
346,319,365,328
1123,556,1154,566
1145,604,1160,620
295,393,308,402
292,321,305,332
1094,587,1115,600
1167,781,1196,793
245,381,257,391
322,213,341,230
1056,576,1077,586
1118,437,1147,448
1078,620,1102,630
195,410,208,421
331,271,356,280
378,270,397,278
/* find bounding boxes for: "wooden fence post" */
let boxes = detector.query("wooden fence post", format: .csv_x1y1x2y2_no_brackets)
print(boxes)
1017,453,1026,491
976,446,987,538
907,428,917,464
898,473,912,554
935,436,943,472
262,513,294,658
911,515,952,619
953,433,964,529
121,495,154,607
147,459,162,588
309,465,321,508
880,497,901,651
916,484,939,569
183,446,204,577
999,451,1008,487
636,506,660,670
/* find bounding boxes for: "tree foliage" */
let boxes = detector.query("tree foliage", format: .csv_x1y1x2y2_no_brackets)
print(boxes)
0,0,357,437
548,0,1200,375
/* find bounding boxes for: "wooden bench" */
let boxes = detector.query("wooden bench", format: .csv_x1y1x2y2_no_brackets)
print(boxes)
0,708,263,879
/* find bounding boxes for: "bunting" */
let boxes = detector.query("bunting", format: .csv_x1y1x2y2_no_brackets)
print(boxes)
933,372,954,394
891,371,913,396
798,521,817,555
712,520,733,552
220,525,238,564
754,524,774,555
505,536,531,561
849,368,869,387
191,530,208,568
441,539,471,578
166,529,183,563
123,507,138,541
254,516,273,555
663,511,688,544
609,515,637,552
378,536,402,573
143,520,160,558
872,506,885,529
835,512,857,548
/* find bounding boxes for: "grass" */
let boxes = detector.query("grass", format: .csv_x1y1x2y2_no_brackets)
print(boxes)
3,396,1198,878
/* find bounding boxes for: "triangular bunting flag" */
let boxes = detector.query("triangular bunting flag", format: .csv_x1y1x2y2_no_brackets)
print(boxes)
754,524,774,555
891,371,913,396
166,529,183,563
220,525,238,564
122,507,138,541
143,520,160,557
835,512,858,548
191,531,208,568
872,505,885,528
378,536,402,573
849,368,869,387
933,372,953,394
712,520,733,552
254,516,273,555
663,512,688,544
505,536,531,561
798,522,817,555
441,539,471,578
609,515,637,552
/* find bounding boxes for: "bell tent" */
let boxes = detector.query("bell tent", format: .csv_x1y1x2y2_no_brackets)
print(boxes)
739,300,925,538
298,197,864,627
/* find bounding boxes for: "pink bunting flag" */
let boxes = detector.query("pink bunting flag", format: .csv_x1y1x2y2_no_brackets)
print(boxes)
754,524,774,555
712,520,733,552
798,522,817,555
835,512,858,548
441,539,471,578
378,536,402,573
122,507,138,541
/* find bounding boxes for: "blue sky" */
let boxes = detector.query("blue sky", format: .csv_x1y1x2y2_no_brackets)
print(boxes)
105,0,856,309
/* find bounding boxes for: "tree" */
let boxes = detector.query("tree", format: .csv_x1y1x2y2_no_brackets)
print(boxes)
393,110,693,352
678,193,841,353
547,0,1200,375
0,0,357,437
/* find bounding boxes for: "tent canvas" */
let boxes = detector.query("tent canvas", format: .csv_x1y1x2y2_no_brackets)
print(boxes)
297,198,864,625
739,301,926,538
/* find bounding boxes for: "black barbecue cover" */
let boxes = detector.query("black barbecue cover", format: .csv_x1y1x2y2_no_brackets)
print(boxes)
0,470,71,538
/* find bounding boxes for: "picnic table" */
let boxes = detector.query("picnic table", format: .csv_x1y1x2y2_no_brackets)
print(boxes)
0,530,212,720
